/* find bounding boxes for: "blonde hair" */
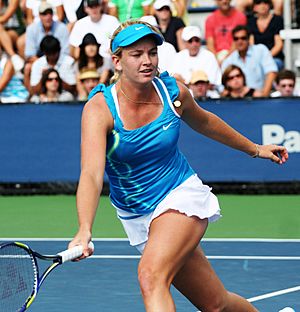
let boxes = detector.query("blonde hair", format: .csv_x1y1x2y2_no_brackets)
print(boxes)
109,19,162,84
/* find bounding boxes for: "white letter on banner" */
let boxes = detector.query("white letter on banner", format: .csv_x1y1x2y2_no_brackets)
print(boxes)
262,124,284,145
284,131,300,152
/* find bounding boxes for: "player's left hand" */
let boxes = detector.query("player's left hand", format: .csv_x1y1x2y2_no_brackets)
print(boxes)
257,144,288,164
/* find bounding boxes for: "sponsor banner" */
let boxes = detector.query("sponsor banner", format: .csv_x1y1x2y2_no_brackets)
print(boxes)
0,98,299,183
179,98,300,182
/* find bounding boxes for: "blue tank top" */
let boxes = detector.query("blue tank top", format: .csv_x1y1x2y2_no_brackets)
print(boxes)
89,72,194,215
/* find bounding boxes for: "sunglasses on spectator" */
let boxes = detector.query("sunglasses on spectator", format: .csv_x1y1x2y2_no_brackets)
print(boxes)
156,6,170,11
233,36,248,41
227,73,242,81
187,37,201,44
47,77,59,82
254,0,269,4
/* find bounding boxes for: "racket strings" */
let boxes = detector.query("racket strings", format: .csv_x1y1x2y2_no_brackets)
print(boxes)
0,244,37,311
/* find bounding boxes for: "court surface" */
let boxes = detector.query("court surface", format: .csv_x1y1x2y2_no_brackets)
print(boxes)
1,238,299,311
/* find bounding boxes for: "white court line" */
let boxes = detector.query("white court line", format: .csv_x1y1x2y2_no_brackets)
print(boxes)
247,285,300,302
1,238,300,242
87,255,300,260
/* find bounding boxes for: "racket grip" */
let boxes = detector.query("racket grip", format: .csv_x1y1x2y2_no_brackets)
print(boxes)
58,242,94,263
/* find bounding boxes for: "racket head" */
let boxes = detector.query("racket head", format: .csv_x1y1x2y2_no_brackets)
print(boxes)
0,242,38,312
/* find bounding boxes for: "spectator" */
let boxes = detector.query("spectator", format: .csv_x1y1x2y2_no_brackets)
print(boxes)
0,0,25,72
247,0,284,70
25,1,69,61
188,70,220,100
77,68,100,100
69,0,120,60
140,15,176,72
271,69,300,97
153,0,185,51
108,0,151,22
221,25,277,96
61,0,87,32
25,0,64,24
76,33,112,96
0,48,29,103
205,0,247,64
30,68,74,102
234,0,283,16
170,26,222,89
0,0,25,58
221,64,262,97
29,35,76,95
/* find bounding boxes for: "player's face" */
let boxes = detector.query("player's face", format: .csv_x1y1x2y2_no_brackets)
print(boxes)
277,79,295,97
113,36,159,85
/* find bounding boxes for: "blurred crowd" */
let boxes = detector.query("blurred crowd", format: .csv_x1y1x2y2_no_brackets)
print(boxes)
0,0,299,104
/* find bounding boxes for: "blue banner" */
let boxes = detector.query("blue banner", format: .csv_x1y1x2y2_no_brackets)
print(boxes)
0,98,299,183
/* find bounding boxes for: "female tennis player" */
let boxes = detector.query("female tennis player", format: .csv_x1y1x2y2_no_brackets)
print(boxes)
69,20,288,311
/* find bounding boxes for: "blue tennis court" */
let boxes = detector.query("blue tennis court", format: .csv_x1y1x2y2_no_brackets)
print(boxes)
1,239,299,311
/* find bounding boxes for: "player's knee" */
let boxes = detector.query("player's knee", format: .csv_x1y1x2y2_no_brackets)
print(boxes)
137,263,166,297
200,292,227,312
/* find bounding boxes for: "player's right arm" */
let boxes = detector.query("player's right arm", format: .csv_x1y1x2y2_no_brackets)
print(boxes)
69,93,114,258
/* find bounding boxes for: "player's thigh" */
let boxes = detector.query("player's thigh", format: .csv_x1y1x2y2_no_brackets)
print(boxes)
139,210,208,283
173,246,228,309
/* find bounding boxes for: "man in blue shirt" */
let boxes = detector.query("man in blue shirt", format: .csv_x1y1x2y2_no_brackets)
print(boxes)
222,25,277,97
25,2,70,62
23,2,70,93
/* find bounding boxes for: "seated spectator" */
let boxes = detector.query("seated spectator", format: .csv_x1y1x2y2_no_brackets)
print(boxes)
25,0,64,24
24,2,70,91
76,33,112,97
61,0,87,32
271,69,300,97
25,2,69,62
221,64,262,97
69,0,120,60
234,0,283,16
140,15,177,72
170,26,222,89
29,35,76,95
30,68,74,102
108,0,151,22
247,0,284,70
205,0,247,64
0,49,29,103
77,68,100,100
221,25,277,97
153,0,185,51
0,0,25,58
188,70,220,100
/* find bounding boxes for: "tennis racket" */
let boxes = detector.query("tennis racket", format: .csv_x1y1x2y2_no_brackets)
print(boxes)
0,241,94,311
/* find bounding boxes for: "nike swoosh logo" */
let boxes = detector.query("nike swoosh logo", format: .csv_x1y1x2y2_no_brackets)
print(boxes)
163,122,173,130
135,26,144,30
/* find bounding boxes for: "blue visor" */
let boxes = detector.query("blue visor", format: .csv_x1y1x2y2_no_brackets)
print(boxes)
111,24,164,53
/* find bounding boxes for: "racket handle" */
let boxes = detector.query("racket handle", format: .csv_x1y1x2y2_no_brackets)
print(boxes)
58,242,94,263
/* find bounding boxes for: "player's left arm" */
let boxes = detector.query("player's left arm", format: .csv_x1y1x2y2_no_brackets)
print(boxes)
177,82,288,164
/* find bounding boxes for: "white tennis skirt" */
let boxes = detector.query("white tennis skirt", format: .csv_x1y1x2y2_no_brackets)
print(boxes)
115,174,221,253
